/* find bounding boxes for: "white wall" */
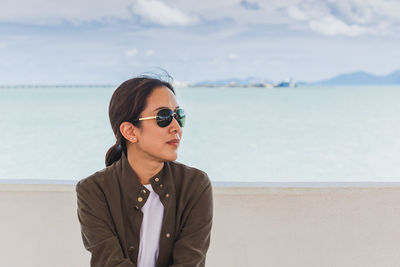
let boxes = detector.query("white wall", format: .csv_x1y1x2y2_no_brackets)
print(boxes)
1,184,400,267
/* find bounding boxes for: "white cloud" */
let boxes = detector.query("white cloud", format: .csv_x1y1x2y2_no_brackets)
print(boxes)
0,0,134,24
0,0,292,26
1,0,400,37
228,53,238,60
286,0,400,36
287,6,308,21
125,48,138,57
169,0,400,36
132,0,194,26
309,16,367,36
0,0,193,26
146,49,155,56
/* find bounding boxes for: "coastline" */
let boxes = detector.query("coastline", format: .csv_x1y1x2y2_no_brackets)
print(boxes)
1,179,400,187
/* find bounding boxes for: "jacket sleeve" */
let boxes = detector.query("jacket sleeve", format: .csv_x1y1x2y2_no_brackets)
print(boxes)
170,176,213,267
76,179,136,267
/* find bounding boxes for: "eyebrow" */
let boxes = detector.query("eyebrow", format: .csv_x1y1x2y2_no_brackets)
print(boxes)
153,106,179,112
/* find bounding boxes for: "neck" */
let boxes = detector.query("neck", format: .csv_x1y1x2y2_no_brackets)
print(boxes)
126,147,164,185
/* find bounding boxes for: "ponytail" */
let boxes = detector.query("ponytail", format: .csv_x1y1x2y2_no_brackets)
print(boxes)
105,141,125,167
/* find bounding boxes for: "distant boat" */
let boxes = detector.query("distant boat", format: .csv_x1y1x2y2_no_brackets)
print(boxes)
273,77,297,88
274,82,296,88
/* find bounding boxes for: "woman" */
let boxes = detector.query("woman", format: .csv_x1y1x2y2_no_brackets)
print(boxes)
76,76,213,267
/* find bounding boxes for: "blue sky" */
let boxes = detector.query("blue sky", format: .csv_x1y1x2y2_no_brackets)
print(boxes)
1,0,400,84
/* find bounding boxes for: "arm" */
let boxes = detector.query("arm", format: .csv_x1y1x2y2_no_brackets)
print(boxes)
76,180,136,267
170,178,213,267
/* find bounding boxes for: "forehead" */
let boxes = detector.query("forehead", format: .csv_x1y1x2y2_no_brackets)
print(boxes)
145,86,178,111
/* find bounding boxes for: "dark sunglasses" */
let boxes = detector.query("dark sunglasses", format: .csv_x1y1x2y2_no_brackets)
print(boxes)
133,108,186,128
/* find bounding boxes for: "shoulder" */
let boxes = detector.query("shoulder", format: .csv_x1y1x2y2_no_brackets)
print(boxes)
167,161,211,190
75,163,118,195
168,162,213,215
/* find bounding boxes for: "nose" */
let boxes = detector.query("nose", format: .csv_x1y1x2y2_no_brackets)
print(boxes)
169,116,182,134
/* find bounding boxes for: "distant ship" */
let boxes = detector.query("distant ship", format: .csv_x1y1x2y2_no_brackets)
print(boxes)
274,81,296,88
273,77,297,88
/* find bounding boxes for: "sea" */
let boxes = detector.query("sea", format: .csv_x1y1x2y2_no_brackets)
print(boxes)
1,85,399,183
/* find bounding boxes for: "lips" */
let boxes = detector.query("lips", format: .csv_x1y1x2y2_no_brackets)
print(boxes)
167,138,180,146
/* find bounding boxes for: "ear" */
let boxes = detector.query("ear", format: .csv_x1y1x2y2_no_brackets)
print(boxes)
120,121,138,143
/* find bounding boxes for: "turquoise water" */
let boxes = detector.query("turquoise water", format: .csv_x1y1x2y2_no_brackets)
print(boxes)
1,85,399,182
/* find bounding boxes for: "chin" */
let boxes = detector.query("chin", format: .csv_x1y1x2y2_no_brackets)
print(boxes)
164,151,178,161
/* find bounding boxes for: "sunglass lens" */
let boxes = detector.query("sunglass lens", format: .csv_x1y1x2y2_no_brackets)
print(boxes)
156,109,173,127
175,108,186,127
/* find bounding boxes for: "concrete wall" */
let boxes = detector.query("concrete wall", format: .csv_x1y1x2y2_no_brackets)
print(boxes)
1,184,400,267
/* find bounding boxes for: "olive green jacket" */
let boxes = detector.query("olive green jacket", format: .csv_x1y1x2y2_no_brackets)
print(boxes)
75,151,213,267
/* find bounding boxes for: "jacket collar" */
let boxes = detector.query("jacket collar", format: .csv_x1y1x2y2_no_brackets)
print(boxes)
117,150,173,210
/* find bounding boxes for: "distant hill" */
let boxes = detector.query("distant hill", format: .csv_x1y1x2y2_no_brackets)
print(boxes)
312,70,400,85
192,70,400,87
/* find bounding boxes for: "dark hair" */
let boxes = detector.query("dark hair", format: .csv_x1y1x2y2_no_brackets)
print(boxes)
105,76,175,167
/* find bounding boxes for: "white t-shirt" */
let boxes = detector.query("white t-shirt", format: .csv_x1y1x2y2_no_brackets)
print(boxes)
137,183,165,267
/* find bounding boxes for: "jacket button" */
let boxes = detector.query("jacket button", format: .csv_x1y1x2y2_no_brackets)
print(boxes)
138,197,143,202
128,246,135,251
160,184,164,188
165,193,169,198
166,233,171,238
155,177,160,182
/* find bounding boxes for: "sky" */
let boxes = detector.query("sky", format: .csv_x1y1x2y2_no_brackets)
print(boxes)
1,0,400,84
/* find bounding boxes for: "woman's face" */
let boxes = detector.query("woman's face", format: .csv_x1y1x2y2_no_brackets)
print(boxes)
134,86,183,162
